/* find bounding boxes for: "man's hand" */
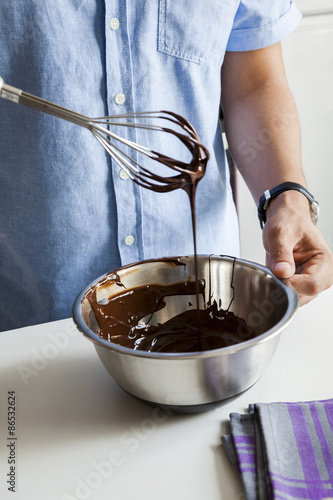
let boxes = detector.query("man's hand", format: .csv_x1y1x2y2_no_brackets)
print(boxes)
263,191,333,305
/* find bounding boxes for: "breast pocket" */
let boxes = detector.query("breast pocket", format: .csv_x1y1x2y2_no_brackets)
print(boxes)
157,0,234,64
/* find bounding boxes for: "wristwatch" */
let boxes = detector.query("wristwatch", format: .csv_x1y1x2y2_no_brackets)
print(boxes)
257,182,320,229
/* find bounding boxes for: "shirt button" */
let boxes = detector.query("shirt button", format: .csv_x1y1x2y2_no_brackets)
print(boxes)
110,18,120,30
119,169,129,180
114,93,126,105
124,235,135,246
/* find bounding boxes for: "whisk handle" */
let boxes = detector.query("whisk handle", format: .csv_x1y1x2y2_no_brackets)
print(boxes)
0,76,91,129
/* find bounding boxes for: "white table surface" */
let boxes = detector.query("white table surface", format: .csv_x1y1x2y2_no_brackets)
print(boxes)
0,286,332,500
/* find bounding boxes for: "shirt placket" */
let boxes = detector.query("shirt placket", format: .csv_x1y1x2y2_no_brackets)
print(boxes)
104,0,143,265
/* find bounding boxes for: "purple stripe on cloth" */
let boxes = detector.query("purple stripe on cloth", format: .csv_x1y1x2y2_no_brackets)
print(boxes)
287,404,328,498
272,477,333,499
309,402,333,485
237,452,256,464
233,435,255,445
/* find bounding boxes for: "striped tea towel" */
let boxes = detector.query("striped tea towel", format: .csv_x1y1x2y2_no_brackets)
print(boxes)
221,399,333,499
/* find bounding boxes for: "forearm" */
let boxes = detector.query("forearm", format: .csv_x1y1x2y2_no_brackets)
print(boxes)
221,44,307,206
223,83,305,200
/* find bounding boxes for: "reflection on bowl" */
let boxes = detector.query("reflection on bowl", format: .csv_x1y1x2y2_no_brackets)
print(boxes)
72,255,298,411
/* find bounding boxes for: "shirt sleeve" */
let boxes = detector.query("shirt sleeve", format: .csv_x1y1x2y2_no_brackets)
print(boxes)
226,0,302,51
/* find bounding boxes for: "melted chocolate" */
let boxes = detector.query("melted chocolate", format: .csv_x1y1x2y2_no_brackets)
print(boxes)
85,276,255,353
85,112,255,352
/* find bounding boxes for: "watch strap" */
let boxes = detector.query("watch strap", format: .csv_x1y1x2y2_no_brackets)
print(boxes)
257,182,319,229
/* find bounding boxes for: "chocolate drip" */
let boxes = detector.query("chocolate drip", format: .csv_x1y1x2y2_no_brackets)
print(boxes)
124,110,209,349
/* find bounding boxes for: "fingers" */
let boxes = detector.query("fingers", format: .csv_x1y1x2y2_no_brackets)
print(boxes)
288,255,333,303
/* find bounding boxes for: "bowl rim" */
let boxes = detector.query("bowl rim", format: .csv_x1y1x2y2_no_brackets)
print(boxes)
72,254,299,360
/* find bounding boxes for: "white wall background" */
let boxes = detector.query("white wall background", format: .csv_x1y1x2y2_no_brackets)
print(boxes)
236,1,333,264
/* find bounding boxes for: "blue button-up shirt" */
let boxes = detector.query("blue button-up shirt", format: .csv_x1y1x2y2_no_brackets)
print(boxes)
0,1,301,330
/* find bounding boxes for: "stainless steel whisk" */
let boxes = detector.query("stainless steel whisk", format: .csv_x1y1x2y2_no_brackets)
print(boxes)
0,77,209,192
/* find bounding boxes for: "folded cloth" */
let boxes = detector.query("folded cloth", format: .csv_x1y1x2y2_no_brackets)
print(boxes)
222,399,333,500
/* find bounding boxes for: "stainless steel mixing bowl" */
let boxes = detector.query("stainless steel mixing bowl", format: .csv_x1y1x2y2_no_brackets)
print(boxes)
72,255,298,410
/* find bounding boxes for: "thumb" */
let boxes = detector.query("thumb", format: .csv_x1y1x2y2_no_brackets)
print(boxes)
271,260,294,279
265,235,296,279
